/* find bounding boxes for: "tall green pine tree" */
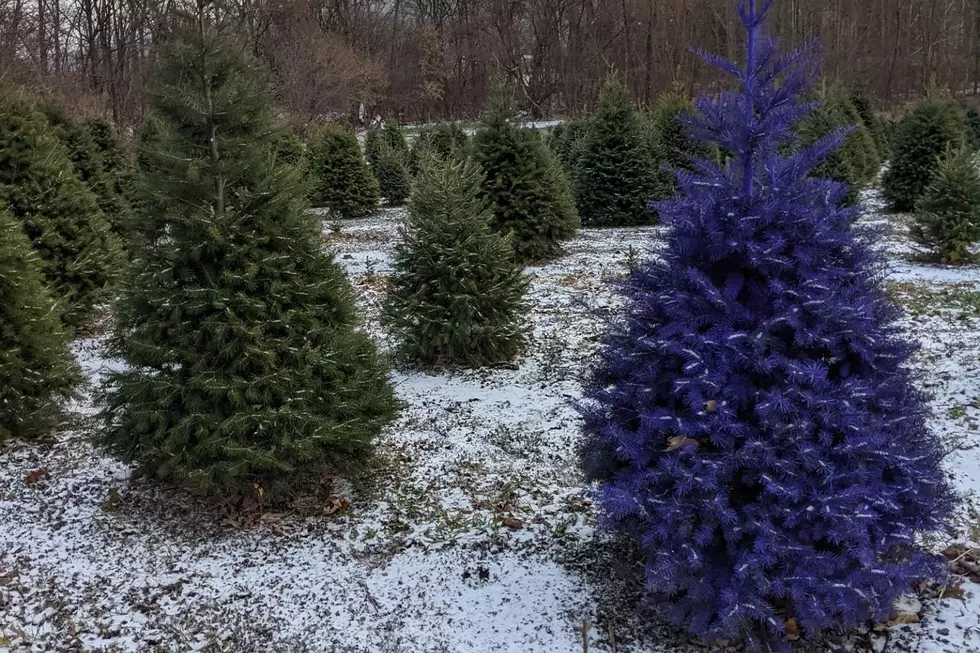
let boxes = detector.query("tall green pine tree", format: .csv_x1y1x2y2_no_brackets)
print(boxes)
0,209,80,441
384,156,528,367
0,97,120,328
883,95,966,212
99,7,398,492
409,122,469,174
911,146,980,264
576,77,658,227
307,124,380,219
373,139,412,206
473,102,579,262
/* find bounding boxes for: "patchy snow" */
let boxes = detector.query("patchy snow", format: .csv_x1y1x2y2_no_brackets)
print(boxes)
2,190,980,652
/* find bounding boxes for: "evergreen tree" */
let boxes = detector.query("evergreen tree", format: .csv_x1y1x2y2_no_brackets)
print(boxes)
307,124,380,218
99,8,398,492
365,122,409,168
270,126,305,167
965,108,980,150
473,102,579,262
0,97,120,328
409,122,469,174
383,156,528,366
795,100,863,206
911,146,980,264
576,77,658,227
547,118,591,180
0,208,80,441
580,2,954,648
849,89,889,157
373,139,412,206
42,104,134,248
883,96,965,212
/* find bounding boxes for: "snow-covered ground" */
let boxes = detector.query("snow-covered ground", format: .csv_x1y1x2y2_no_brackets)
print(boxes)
2,191,980,652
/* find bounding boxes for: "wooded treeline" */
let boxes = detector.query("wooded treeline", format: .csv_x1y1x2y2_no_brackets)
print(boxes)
3,0,979,127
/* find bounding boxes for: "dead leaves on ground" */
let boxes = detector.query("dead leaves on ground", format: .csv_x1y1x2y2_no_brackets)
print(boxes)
24,468,50,485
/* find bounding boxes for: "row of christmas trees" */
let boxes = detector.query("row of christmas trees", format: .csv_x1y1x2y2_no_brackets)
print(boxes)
0,0,966,648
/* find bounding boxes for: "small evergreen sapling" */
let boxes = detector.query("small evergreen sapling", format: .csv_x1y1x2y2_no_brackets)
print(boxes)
99,9,398,492
383,156,528,367
576,77,658,226
409,122,469,174
883,96,965,212
307,124,380,218
966,108,980,150
580,1,954,647
0,97,121,328
365,122,409,168
473,102,579,262
0,209,80,441
911,146,980,264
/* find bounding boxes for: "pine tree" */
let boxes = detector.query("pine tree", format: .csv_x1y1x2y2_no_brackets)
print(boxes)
883,95,965,212
365,122,409,168
576,77,658,227
580,2,954,647
99,7,398,492
0,209,81,441
307,124,380,218
796,100,863,206
965,108,980,150
373,139,412,206
409,122,469,174
0,97,120,328
547,118,591,180
849,89,889,157
911,146,980,264
383,156,528,366
472,102,579,262
42,104,134,249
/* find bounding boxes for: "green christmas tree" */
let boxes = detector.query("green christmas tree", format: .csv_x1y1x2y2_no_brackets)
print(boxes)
42,104,134,249
373,139,411,206
0,208,80,441
383,156,528,367
99,7,398,492
576,77,658,227
911,146,980,264
883,95,965,212
409,122,469,174
547,118,591,180
307,124,380,218
473,102,579,262
0,97,120,328
365,122,409,169
796,100,863,206
965,108,980,150
849,89,890,157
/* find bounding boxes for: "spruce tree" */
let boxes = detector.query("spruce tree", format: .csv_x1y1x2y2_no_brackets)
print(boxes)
99,6,398,492
409,122,469,174
0,209,80,441
0,97,120,328
911,146,980,264
883,95,965,212
965,108,980,150
365,122,409,169
796,100,863,206
373,139,412,206
307,124,380,218
580,2,954,647
383,156,528,366
42,104,134,248
472,102,579,262
547,118,591,180
576,77,658,227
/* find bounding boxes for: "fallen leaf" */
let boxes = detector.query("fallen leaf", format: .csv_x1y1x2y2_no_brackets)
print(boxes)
890,612,920,625
501,516,523,530
784,618,800,640
942,584,966,599
666,437,699,452
24,469,50,485
705,400,718,413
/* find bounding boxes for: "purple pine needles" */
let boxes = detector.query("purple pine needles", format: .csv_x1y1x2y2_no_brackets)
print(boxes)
579,0,955,648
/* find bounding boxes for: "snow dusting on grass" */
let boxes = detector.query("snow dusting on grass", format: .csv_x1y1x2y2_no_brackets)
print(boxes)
2,195,980,651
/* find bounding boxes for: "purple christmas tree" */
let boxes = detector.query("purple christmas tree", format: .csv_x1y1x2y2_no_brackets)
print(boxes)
580,0,955,647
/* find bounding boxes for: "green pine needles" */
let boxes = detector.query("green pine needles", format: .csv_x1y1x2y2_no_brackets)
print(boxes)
912,146,980,264
365,123,409,168
473,103,579,263
409,122,469,174
0,210,80,441
383,157,529,367
0,97,121,328
576,77,658,227
308,124,380,218
373,139,412,206
883,95,966,212
99,13,398,492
